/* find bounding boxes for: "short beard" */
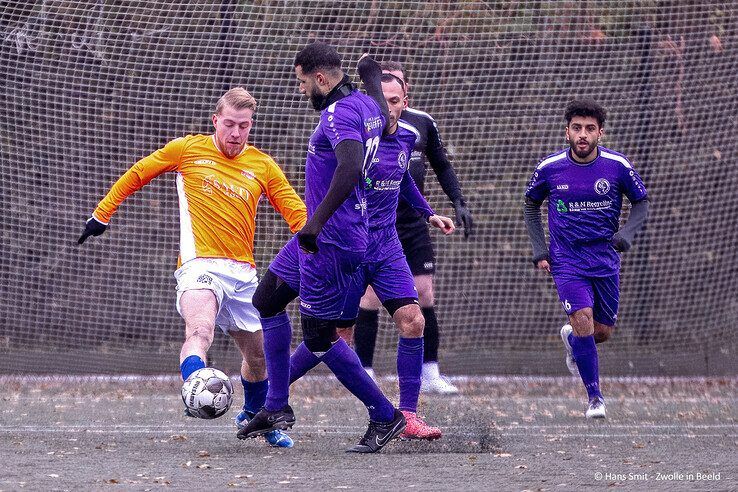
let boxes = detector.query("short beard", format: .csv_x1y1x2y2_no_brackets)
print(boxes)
570,140,596,160
308,90,327,111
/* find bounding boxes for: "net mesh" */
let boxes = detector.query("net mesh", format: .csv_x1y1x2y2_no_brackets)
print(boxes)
1,0,736,375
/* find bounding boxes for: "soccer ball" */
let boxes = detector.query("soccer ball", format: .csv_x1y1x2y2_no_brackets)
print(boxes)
181,367,234,419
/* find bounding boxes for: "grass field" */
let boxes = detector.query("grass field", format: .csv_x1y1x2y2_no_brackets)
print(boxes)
1,376,735,490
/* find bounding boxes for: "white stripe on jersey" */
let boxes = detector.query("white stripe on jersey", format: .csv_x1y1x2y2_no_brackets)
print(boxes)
404,106,436,123
176,173,197,264
327,102,337,113
398,120,421,143
536,150,567,170
600,150,633,169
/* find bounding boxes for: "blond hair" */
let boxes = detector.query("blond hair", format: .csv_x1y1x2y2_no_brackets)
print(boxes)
215,87,257,114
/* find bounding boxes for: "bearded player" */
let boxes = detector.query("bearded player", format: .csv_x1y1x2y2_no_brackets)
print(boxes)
238,43,407,453
294,73,455,440
524,99,649,418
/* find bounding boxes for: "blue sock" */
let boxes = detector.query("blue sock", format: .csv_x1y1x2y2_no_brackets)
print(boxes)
180,355,205,381
397,337,423,412
289,342,322,385
321,338,395,422
241,377,268,415
261,313,292,412
570,334,602,399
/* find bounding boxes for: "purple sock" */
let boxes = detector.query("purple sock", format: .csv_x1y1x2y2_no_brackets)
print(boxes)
241,377,268,415
261,313,292,411
180,355,205,381
570,334,602,399
321,338,395,422
397,337,423,412
289,342,321,385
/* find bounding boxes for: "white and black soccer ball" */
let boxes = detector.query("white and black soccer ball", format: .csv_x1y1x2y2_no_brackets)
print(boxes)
181,367,234,419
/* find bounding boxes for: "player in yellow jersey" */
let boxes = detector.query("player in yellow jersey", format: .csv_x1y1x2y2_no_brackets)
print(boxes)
78,88,306,448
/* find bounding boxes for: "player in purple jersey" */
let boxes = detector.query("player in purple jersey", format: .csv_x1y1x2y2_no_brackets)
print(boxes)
353,61,472,394
237,43,406,453
331,74,454,440
524,99,649,418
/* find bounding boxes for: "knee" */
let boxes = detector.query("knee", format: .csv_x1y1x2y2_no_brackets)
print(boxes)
254,274,298,318
594,325,614,343
569,309,594,336
302,317,338,353
252,284,279,318
395,306,425,338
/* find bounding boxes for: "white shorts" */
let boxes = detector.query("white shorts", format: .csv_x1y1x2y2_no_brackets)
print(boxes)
174,258,261,333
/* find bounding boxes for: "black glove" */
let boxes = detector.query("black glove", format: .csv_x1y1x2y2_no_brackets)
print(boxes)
297,221,321,254
78,216,108,244
453,199,473,239
611,233,631,252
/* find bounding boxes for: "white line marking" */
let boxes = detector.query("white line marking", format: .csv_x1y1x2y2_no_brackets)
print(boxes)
2,423,734,430
1,374,735,385
0,429,734,440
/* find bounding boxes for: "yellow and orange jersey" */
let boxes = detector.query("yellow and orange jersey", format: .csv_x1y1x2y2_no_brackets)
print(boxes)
94,134,306,267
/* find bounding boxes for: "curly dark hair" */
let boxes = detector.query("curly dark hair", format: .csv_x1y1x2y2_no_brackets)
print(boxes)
564,99,606,127
294,41,342,75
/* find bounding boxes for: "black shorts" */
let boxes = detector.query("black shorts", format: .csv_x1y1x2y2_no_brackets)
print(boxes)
397,220,436,275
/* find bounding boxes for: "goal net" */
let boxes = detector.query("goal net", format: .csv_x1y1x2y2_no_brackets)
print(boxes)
1,0,736,375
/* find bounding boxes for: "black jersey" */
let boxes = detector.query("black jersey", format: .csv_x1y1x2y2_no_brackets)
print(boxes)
395,107,464,225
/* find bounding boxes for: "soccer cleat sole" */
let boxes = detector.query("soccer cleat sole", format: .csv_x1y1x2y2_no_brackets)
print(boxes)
399,433,442,441
236,420,295,440
586,409,607,419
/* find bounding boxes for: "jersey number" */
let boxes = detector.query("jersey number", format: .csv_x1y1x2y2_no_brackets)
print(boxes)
362,136,380,175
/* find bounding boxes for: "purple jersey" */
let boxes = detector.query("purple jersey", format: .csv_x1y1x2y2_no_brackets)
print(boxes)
365,121,431,232
305,90,385,252
525,146,648,276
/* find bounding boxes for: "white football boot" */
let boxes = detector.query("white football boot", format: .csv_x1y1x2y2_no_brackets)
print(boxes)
560,324,580,377
420,362,459,394
585,396,607,419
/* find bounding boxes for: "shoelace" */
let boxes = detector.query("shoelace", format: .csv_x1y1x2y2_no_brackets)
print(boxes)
358,421,379,443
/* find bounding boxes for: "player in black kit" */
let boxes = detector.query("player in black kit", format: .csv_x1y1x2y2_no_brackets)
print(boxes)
353,61,473,393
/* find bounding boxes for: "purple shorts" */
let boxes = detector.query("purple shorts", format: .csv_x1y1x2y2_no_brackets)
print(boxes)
342,229,418,321
269,236,365,319
299,241,365,319
268,236,301,292
552,272,620,326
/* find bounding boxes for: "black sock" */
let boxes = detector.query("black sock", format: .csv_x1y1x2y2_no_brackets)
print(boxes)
422,307,439,363
354,308,379,367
